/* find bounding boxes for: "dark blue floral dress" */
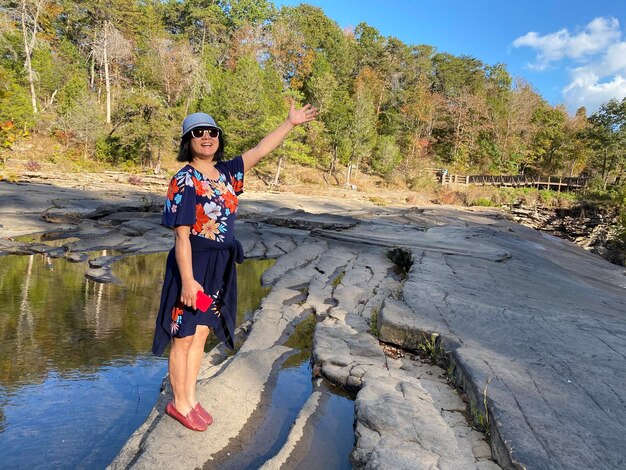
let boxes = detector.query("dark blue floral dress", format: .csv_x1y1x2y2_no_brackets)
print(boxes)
152,156,245,356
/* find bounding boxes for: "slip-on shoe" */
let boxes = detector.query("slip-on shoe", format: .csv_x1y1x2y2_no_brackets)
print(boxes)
194,402,213,426
165,401,208,431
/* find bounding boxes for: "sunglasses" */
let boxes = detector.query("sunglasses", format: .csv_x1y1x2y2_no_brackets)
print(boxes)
190,128,220,139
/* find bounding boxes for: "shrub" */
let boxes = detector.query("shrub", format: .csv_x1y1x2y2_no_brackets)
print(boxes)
471,197,495,207
127,175,143,185
436,187,464,205
24,159,41,171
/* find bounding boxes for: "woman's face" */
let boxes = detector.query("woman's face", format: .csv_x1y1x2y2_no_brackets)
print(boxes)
189,128,220,160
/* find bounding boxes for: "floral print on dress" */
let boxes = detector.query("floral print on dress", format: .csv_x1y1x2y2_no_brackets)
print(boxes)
169,289,222,335
162,156,245,241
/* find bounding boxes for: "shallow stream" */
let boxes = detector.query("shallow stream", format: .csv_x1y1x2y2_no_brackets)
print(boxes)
0,248,356,468
0,252,272,468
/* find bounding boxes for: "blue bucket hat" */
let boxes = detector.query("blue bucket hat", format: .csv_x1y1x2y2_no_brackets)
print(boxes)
182,112,223,136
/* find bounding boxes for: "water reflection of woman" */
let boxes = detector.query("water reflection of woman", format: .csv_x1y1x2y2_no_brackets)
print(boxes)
152,102,318,431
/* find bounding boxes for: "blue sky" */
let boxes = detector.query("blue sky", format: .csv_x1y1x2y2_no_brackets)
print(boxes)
274,0,626,114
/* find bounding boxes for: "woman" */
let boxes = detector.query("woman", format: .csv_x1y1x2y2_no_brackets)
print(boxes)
152,101,318,431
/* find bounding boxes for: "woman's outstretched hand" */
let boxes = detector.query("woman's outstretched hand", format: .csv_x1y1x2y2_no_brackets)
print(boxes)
288,101,319,126
242,100,319,172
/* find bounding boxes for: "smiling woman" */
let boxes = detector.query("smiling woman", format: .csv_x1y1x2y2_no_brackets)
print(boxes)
152,103,318,432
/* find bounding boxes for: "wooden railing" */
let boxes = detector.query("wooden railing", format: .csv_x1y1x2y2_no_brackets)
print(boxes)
440,173,590,191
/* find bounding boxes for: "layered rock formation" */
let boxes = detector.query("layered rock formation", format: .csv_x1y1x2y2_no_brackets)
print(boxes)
3,179,625,469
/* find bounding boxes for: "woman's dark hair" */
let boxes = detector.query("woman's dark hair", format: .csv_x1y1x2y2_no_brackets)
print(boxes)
177,131,226,163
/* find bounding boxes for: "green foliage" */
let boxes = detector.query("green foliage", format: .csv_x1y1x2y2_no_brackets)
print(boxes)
372,135,401,176
586,98,626,184
0,67,8,102
99,88,173,165
529,105,568,174
331,270,345,288
281,4,355,84
0,67,34,127
432,53,486,96
470,197,495,207
370,307,379,336
211,55,284,156
0,0,621,192
219,0,276,28
418,332,441,363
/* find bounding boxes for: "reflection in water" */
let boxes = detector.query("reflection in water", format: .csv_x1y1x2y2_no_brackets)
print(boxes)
214,314,354,470
0,253,273,468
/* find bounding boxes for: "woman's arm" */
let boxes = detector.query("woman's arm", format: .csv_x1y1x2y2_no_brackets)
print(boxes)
241,101,318,173
174,225,203,310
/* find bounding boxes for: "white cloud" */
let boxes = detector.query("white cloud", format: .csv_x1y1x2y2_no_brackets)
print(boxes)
513,17,620,70
513,17,626,113
563,71,626,113
602,42,626,75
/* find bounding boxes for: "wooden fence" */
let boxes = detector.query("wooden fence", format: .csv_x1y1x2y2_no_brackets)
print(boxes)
440,173,590,191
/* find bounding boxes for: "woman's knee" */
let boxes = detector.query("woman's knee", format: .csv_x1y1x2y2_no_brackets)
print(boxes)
172,335,194,353
194,325,211,342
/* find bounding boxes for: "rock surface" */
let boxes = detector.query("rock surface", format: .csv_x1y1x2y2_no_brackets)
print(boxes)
3,178,625,469
507,203,625,266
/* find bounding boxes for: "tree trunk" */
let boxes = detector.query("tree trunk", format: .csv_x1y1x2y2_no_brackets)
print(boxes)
21,0,40,114
453,102,462,161
602,147,608,188
346,159,354,187
90,52,95,90
154,147,162,174
272,155,284,186
104,21,111,124
376,87,385,116
330,146,337,173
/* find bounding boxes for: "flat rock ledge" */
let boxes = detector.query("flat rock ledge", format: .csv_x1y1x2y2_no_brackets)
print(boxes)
3,180,625,470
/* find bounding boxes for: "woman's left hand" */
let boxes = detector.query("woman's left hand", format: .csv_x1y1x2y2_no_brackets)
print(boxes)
288,100,319,126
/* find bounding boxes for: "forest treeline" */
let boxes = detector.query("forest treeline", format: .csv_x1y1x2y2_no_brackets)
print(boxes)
1,0,625,187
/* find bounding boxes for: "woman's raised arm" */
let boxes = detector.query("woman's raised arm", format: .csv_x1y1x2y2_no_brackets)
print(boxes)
241,101,318,173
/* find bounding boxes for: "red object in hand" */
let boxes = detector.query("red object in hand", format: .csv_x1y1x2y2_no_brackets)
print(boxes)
196,291,213,312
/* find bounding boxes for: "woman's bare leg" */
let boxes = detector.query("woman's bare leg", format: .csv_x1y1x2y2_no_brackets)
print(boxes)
185,325,210,406
169,335,194,414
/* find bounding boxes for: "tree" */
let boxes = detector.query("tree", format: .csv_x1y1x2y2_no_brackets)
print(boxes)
561,106,591,177
431,54,488,168
267,12,312,89
98,88,173,167
31,38,88,113
528,105,568,175
587,98,626,185
218,0,275,29
135,36,199,107
279,4,355,86
94,20,132,123
372,135,401,176
482,63,512,172
4,0,50,114
345,70,377,185
58,0,138,124
209,54,283,156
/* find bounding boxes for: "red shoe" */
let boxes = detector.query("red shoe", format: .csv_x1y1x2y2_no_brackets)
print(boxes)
165,401,208,431
194,402,213,426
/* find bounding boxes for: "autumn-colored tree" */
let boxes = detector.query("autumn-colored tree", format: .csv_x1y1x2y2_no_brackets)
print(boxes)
0,0,621,193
